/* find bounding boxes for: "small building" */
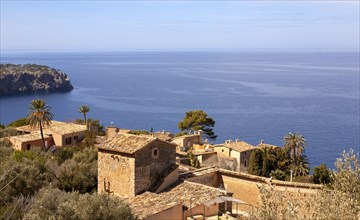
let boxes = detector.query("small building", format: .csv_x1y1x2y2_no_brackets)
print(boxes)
11,120,87,150
44,121,87,147
98,133,178,198
256,140,280,149
8,133,53,151
171,131,202,151
213,140,255,172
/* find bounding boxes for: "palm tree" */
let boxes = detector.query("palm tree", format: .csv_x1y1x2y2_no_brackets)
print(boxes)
27,99,54,150
78,105,90,123
259,147,277,177
284,132,307,175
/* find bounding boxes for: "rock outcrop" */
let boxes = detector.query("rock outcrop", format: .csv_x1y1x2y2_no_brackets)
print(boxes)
0,64,74,95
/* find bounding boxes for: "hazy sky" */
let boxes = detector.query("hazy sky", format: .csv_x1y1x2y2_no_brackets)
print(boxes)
1,1,359,51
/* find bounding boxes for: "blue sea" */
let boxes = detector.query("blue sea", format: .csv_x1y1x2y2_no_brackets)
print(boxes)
0,51,359,169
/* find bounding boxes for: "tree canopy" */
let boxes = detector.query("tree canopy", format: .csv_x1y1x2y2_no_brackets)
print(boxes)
284,132,309,177
178,110,217,141
7,118,29,127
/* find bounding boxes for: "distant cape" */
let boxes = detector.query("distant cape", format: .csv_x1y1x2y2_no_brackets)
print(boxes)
0,64,74,96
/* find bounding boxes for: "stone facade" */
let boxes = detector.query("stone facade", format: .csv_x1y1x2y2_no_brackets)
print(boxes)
98,134,177,198
171,133,202,151
134,141,176,194
9,134,53,151
98,149,136,197
214,142,255,172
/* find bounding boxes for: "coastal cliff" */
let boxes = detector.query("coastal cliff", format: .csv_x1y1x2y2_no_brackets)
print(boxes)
0,64,73,96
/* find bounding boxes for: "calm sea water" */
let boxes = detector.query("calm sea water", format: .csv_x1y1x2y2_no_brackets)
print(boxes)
0,51,359,169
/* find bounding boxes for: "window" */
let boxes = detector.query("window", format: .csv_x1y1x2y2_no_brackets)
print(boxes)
74,136,78,140
152,148,159,159
222,149,224,152
26,144,31,150
65,137,72,145
244,152,247,155
244,160,247,167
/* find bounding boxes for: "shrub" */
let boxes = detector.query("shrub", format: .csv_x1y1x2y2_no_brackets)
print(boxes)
7,118,29,127
129,130,150,135
24,187,136,220
0,127,18,138
251,149,360,219
312,163,331,184
270,169,286,181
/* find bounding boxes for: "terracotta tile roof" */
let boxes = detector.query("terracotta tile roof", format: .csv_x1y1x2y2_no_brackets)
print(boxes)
128,192,180,219
216,141,255,153
129,180,226,218
256,143,279,149
138,132,174,142
9,133,50,142
15,120,86,135
161,180,226,208
152,132,174,141
98,133,157,154
46,121,87,135
171,134,199,141
15,125,34,133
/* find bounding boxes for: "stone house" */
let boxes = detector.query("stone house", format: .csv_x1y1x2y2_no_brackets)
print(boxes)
9,133,54,151
97,133,178,198
213,140,255,172
171,131,202,152
11,120,87,150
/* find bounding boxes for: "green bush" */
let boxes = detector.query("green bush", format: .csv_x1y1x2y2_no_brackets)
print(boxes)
25,187,136,220
129,130,150,135
7,118,29,127
312,163,331,184
0,127,18,138
270,169,286,181
56,147,98,193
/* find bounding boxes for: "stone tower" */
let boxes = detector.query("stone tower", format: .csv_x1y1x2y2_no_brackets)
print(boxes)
98,133,178,198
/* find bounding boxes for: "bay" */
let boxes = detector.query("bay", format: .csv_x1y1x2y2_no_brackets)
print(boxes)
0,51,359,169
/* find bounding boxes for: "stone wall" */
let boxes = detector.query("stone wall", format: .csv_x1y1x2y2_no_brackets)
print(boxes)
49,131,84,147
182,168,322,212
200,153,218,167
172,135,200,150
98,149,135,197
134,140,176,194
145,204,183,220
9,136,52,151
186,172,218,188
217,173,260,211
214,146,230,157
239,150,252,172
183,203,219,219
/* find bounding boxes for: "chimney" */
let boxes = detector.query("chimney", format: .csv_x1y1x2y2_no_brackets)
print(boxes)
235,139,239,142
228,139,232,143
260,139,264,144
197,130,202,145
106,126,119,139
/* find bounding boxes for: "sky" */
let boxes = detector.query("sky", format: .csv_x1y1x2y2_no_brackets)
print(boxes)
0,1,359,51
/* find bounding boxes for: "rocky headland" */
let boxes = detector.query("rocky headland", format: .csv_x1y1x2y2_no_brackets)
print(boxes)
0,64,73,96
